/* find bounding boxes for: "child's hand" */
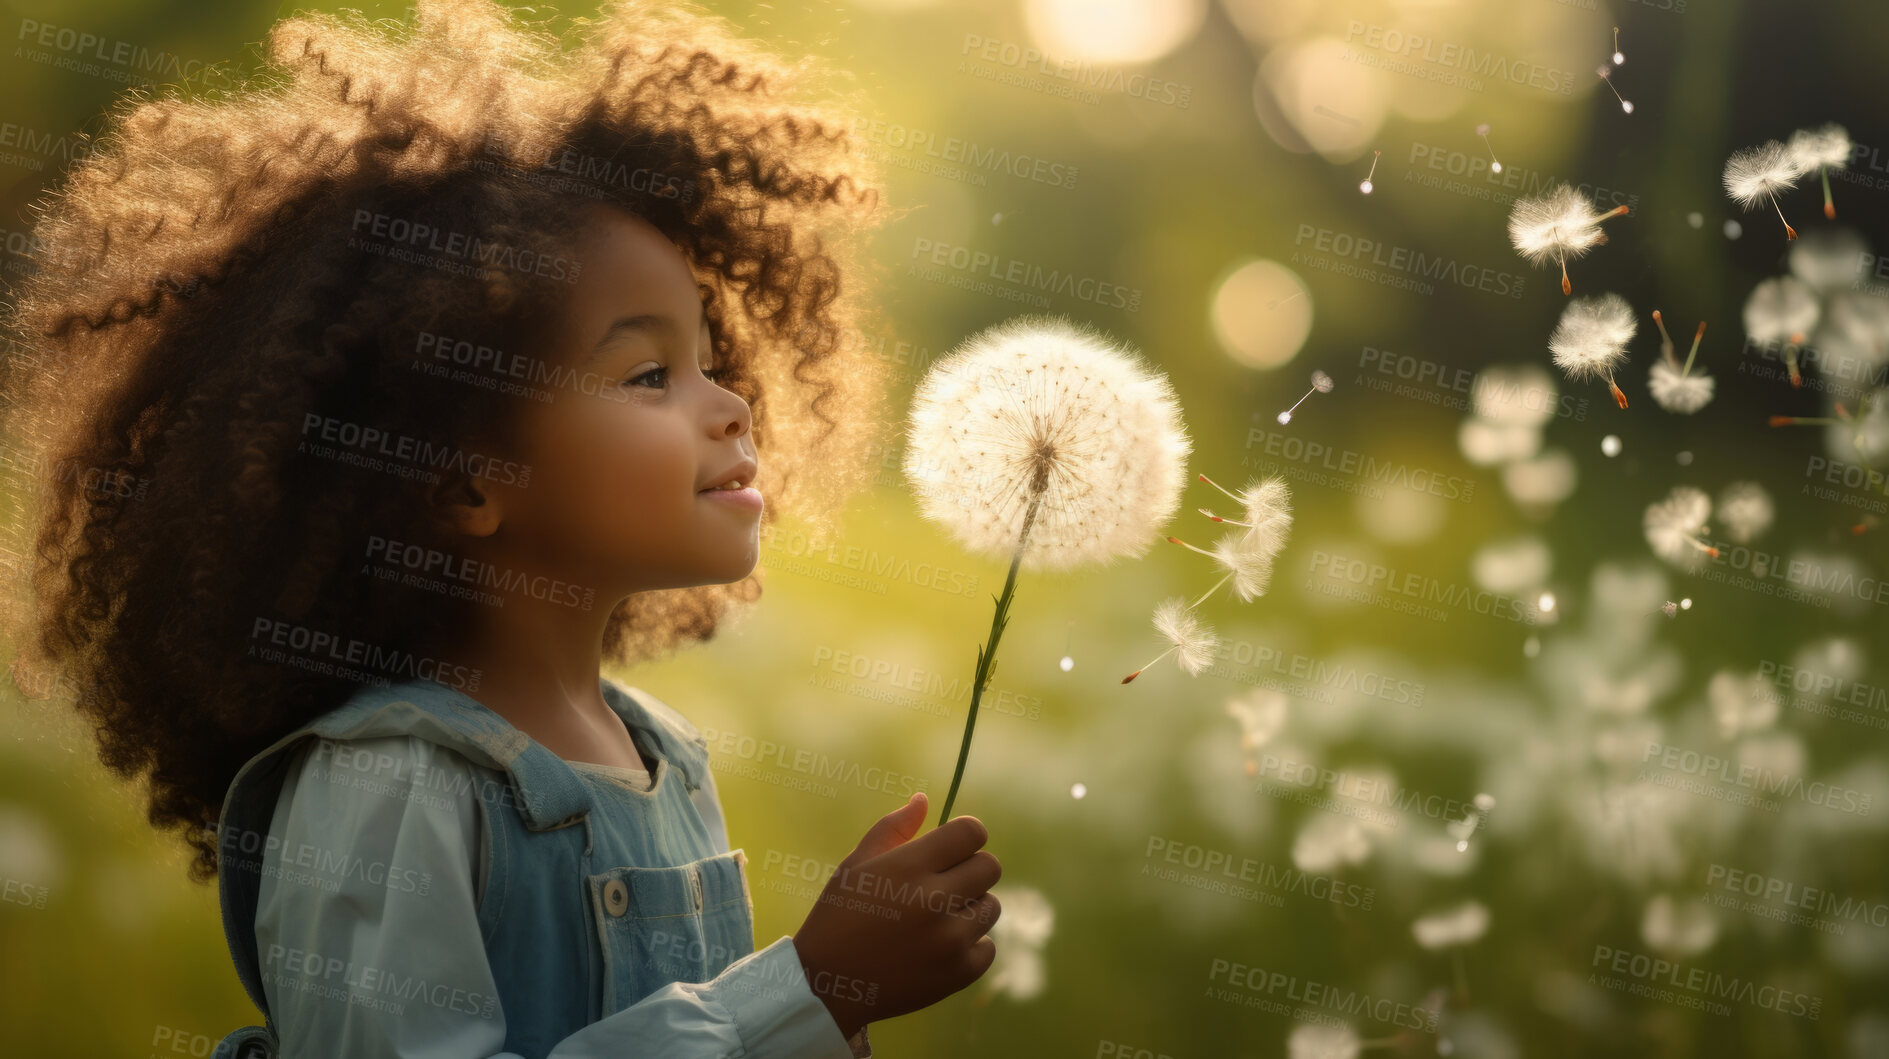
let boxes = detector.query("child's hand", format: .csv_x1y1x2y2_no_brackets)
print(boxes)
791,791,1000,1038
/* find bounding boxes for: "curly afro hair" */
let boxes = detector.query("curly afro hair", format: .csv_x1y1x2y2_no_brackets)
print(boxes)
0,0,896,883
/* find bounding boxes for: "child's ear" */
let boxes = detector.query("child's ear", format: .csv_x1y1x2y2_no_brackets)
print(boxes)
426,471,503,539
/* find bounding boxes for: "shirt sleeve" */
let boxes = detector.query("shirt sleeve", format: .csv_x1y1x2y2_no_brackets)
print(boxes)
254,733,864,1059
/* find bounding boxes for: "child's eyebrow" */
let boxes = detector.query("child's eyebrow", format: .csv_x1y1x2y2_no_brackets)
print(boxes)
585,306,709,366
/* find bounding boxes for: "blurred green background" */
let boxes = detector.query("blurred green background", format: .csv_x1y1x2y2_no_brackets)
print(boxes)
5,0,1889,1055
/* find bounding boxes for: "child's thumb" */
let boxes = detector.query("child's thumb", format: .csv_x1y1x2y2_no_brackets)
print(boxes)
848,791,927,862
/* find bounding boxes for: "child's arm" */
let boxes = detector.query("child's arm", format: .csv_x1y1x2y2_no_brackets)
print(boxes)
254,735,862,1058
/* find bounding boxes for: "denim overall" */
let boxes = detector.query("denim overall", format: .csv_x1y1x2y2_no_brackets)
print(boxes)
211,676,758,1059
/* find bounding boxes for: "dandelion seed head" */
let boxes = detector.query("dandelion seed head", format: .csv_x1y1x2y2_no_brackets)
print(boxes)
1276,410,1293,424
1723,140,1807,207
1311,370,1334,393
1151,597,1218,675
1643,485,1714,569
1716,481,1774,543
1476,123,1490,136
1412,900,1491,950
1788,123,1852,171
1648,359,1715,414
904,315,1193,572
1288,1022,1362,1059
1742,275,1820,345
1549,293,1636,382
1508,184,1616,269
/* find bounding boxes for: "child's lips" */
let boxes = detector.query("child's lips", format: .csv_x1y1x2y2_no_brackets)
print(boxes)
698,484,763,511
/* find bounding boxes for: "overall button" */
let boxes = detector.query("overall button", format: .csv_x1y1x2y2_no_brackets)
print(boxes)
604,877,629,917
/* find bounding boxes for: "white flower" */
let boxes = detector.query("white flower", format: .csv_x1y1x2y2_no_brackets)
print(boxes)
1709,668,1779,740
1549,293,1635,407
1642,486,1716,569
1411,900,1491,950
903,315,1193,572
1715,481,1774,543
1723,141,1807,239
1642,894,1719,957
984,885,1054,1001
1742,275,1820,345
1507,183,1627,295
1288,1022,1361,1059
1648,358,1715,414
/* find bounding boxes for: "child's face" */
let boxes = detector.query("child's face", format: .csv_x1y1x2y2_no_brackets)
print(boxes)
464,205,762,597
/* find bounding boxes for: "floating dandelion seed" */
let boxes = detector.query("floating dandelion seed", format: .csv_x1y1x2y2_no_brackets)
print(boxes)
1225,688,1288,776
1287,1023,1362,1059
1612,26,1624,65
982,886,1054,1002
1602,434,1623,457
1661,601,1679,617
1069,782,1085,799
904,314,1193,824
1716,481,1774,542
1770,391,1885,468
1278,370,1334,424
1359,150,1380,194
1508,183,1629,295
1477,123,1503,173
1647,313,1715,414
1643,485,1720,569
1597,65,1632,113
1723,141,1807,241
1788,123,1852,219
1743,276,1819,387
1122,597,1219,683
1549,293,1636,408
1413,900,1491,950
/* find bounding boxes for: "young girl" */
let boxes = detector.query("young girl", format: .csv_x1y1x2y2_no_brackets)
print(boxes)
0,1,1001,1055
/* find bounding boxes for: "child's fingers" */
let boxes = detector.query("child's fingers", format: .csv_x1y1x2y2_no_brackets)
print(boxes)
844,791,927,864
935,847,1000,899
898,814,989,873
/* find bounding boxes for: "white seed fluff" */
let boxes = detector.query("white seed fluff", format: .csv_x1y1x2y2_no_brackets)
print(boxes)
1722,140,1806,208
1788,123,1853,171
1507,183,1616,269
1647,359,1715,414
1151,596,1219,675
1643,485,1713,569
1549,293,1636,382
1742,275,1820,345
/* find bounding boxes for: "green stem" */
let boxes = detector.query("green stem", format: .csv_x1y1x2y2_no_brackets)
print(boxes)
936,488,1046,827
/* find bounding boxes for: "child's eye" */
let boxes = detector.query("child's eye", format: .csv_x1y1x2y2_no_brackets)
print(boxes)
625,366,730,389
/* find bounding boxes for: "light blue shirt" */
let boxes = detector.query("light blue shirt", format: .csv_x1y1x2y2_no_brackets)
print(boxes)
252,732,872,1058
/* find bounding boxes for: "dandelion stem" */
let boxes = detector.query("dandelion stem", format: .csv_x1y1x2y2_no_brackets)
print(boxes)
1123,644,1179,684
1682,321,1706,377
1199,473,1245,504
1768,192,1798,240
1190,572,1232,610
1652,310,1675,365
937,487,1046,827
